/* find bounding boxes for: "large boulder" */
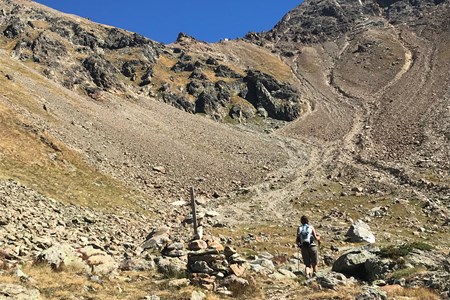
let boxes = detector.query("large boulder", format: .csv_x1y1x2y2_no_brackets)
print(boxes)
332,247,377,280
155,256,187,278
346,220,376,243
364,257,394,281
36,243,85,271
78,246,118,275
0,284,40,300
221,275,249,293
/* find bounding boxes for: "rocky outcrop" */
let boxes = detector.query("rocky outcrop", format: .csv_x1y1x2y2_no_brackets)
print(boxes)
251,0,380,44
253,0,448,45
243,70,301,121
157,66,301,122
330,243,450,297
83,55,125,91
1,1,163,94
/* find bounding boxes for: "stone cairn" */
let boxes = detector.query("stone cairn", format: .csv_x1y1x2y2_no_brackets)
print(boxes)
187,236,248,293
142,212,250,295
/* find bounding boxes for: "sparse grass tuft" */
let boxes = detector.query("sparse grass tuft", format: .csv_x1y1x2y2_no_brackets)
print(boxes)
0,104,146,214
390,266,426,280
380,242,433,259
386,286,440,300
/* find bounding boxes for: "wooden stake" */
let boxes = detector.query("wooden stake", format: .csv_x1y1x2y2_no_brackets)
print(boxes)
190,186,198,237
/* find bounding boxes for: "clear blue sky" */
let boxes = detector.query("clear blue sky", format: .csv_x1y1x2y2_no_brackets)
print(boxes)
34,1,301,44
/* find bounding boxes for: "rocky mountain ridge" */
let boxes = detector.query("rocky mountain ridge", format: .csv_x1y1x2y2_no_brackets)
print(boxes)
0,0,449,299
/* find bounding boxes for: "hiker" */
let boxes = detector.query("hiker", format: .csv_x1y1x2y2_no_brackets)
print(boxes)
296,215,321,278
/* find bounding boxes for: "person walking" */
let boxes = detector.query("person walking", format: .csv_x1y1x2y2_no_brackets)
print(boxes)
296,215,321,278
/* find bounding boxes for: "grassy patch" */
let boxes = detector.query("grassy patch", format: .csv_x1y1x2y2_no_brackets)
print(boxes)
0,104,146,213
385,286,440,300
152,55,191,90
380,242,433,259
215,41,294,83
0,264,205,300
390,267,427,280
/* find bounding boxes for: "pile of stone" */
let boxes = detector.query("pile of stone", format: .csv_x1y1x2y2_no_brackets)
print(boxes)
140,223,250,295
187,238,248,293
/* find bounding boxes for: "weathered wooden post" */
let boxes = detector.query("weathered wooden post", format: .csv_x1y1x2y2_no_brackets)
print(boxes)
190,186,198,237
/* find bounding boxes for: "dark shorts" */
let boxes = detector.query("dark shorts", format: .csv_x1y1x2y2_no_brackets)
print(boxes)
301,245,318,266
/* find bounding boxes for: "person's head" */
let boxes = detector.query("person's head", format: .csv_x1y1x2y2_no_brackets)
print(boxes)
301,215,309,225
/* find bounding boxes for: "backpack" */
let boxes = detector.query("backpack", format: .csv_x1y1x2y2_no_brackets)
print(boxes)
297,224,314,247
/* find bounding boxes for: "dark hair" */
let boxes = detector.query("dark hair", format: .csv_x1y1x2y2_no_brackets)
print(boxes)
301,215,309,225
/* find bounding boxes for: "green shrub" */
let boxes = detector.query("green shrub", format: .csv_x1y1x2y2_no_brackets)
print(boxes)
380,242,433,259
409,242,433,251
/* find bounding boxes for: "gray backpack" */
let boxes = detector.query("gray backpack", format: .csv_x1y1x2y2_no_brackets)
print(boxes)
298,224,314,247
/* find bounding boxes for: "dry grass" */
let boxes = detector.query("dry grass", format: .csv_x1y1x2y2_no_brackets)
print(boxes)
0,54,148,214
382,285,441,300
213,41,294,82
151,55,192,94
0,264,440,300
0,264,222,300
28,20,51,30
0,71,56,123
0,102,145,213
389,267,427,280
296,46,323,75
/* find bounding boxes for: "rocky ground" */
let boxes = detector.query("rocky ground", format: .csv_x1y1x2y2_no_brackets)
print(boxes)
0,0,449,299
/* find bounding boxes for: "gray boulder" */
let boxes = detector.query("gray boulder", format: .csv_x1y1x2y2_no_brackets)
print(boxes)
407,249,441,270
332,248,377,279
222,275,249,291
78,246,118,275
154,257,186,277
355,286,387,300
316,271,355,289
346,220,376,243
0,284,40,300
142,226,171,251
36,243,85,271
162,242,185,258
364,257,393,281
191,261,214,274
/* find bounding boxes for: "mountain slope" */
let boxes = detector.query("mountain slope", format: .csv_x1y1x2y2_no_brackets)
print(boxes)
247,0,450,194
0,0,449,298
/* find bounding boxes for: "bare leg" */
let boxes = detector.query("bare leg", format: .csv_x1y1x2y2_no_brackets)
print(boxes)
305,265,312,278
